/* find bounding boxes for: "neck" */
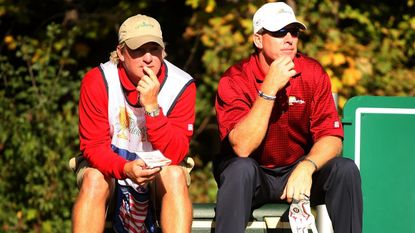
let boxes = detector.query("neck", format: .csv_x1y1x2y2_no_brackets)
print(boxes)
257,52,272,75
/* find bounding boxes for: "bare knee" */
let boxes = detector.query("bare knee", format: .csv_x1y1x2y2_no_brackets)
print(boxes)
157,166,188,193
79,168,112,200
161,165,187,184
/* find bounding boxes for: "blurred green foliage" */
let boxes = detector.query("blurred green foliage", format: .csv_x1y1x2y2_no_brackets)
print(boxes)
1,23,80,232
1,0,414,231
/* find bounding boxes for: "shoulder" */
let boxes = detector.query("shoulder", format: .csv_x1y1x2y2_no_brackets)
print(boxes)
217,57,255,102
162,60,195,97
164,60,194,82
220,56,253,89
296,53,326,75
222,57,251,79
293,54,333,94
82,66,105,86
80,66,107,97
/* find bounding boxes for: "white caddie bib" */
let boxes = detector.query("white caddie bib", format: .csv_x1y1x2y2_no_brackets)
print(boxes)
99,60,193,233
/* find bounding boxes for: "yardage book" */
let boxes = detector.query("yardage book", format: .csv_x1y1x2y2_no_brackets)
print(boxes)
138,150,171,168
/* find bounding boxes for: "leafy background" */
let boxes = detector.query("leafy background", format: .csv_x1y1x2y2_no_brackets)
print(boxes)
1,0,414,232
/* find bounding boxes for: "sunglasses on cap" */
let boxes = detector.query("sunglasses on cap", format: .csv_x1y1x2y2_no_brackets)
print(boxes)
263,28,301,38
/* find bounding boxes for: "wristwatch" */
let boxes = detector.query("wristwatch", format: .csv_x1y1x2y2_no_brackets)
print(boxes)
145,107,160,117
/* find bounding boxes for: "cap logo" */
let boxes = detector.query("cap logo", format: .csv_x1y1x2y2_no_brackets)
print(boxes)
255,20,262,27
135,21,154,29
276,8,292,15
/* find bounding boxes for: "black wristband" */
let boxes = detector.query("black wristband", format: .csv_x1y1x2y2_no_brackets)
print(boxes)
303,158,318,171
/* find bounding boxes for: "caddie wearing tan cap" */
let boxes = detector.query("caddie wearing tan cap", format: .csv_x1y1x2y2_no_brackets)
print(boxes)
71,14,195,233
213,2,362,233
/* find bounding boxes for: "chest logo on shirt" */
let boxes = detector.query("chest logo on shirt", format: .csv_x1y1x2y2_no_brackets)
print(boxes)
115,106,147,141
117,107,129,140
288,96,305,105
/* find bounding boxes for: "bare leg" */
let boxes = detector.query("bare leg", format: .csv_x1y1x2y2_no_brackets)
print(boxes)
156,165,192,233
72,168,114,233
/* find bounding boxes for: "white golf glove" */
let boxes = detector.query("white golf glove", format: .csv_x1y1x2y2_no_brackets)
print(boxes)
289,196,318,233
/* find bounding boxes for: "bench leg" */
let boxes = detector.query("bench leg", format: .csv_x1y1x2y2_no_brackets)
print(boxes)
316,205,333,233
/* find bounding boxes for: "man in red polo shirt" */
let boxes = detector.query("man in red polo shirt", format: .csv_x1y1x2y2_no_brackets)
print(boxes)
71,14,195,233
214,2,362,233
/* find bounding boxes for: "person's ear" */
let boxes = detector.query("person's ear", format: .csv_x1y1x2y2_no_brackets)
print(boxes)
253,33,263,49
116,45,125,62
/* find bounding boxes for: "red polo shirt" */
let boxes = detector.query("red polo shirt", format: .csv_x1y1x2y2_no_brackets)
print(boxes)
79,62,196,179
215,53,343,168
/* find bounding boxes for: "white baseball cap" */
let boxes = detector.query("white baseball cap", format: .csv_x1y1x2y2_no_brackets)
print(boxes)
253,2,306,34
118,14,165,49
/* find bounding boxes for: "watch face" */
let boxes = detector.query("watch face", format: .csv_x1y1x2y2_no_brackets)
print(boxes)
145,108,160,117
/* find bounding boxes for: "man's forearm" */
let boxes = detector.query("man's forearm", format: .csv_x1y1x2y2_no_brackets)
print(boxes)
229,97,275,157
305,136,343,170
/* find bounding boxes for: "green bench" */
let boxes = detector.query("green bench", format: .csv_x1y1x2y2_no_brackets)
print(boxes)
191,203,292,233
104,203,292,233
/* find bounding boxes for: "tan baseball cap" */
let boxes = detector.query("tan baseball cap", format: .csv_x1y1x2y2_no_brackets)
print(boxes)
118,14,164,49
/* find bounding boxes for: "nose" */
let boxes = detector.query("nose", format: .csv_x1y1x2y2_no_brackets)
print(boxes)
143,51,153,63
283,33,294,44
285,32,295,39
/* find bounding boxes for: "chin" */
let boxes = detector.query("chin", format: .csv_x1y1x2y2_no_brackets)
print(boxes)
286,53,296,60
280,51,295,57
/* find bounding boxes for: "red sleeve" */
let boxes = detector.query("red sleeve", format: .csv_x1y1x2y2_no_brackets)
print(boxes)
78,67,127,179
309,65,344,141
215,75,252,141
145,82,196,165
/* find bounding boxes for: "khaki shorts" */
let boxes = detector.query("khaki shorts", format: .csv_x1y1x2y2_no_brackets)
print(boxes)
69,155,194,222
69,155,194,188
